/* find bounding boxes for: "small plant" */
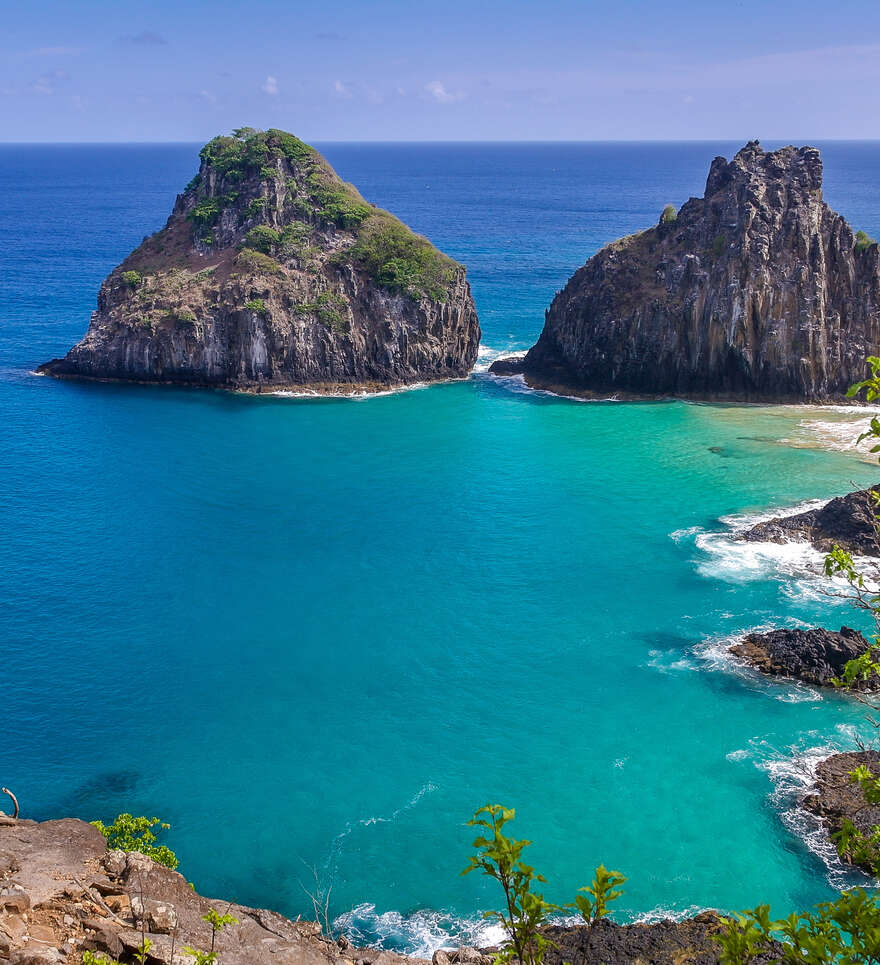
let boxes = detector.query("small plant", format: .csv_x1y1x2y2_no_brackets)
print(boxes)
121,270,141,289
715,890,880,963
91,813,178,869
82,953,121,965
712,233,727,256
202,908,239,956
244,298,268,315
855,229,877,252
182,947,216,965
660,204,677,224
462,805,560,965
571,864,626,932
133,938,153,965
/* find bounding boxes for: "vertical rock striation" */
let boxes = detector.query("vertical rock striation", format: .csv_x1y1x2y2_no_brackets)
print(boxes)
496,141,880,400
40,128,480,393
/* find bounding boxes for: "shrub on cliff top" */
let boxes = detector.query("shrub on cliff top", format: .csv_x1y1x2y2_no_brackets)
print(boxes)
660,204,677,224
345,214,456,300
855,229,877,252
91,813,178,869
244,225,281,254
120,270,141,289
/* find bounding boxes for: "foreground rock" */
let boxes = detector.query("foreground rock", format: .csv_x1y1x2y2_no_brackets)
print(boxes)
740,486,880,556
0,817,426,965
802,750,880,875
39,127,480,393
541,916,780,965
491,141,880,401
729,626,876,689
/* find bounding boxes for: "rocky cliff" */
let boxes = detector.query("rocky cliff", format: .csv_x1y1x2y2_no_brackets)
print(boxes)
39,128,480,393
492,141,880,400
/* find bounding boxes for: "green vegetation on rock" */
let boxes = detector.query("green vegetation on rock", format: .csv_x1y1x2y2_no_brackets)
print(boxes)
244,298,267,315
236,248,281,275
660,204,678,224
855,229,878,252
91,813,178,869
345,214,457,300
120,270,141,289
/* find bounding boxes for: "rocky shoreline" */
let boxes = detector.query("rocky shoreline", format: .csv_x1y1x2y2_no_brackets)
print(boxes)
739,486,880,557
802,750,880,876
729,626,877,689
0,816,782,965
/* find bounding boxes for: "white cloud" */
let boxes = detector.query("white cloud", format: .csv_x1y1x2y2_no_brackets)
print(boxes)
333,79,352,98
425,80,465,104
262,75,279,96
27,69,69,95
199,89,217,105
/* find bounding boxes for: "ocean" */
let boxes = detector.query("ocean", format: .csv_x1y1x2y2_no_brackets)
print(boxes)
2,140,880,953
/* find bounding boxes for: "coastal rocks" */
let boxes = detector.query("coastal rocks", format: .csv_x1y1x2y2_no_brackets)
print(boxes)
739,486,880,556
729,626,876,688
39,127,480,394
491,141,880,401
802,750,880,875
0,817,429,965
541,914,780,965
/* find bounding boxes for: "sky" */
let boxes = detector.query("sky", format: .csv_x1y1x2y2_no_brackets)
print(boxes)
3,0,880,142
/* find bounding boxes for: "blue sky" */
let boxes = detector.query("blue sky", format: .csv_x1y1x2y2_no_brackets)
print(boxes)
3,0,880,141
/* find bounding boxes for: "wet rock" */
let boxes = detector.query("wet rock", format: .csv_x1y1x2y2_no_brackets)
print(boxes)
730,625,877,688
740,486,880,556
802,750,880,874
509,141,880,402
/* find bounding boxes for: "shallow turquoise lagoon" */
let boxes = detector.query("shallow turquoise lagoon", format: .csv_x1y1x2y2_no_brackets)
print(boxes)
2,142,880,951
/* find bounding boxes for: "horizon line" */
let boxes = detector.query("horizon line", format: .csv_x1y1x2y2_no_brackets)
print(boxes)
3,137,880,147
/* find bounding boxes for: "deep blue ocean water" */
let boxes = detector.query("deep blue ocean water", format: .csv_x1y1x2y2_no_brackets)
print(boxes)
2,141,880,952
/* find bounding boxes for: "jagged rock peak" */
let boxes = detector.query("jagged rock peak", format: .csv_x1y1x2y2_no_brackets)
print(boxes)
493,141,880,401
40,127,480,393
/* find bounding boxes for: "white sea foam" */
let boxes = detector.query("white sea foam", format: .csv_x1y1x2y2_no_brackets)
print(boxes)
631,904,711,925
645,649,699,675
777,404,880,461
334,905,507,957
472,342,527,374
755,727,875,890
269,381,433,400
693,627,824,704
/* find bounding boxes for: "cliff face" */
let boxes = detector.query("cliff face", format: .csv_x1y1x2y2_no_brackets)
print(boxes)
40,128,480,392
503,141,880,400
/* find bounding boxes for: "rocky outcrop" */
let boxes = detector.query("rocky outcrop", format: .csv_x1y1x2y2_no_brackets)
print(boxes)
740,486,880,556
541,915,781,965
39,128,480,393
802,750,880,875
491,141,880,400
0,816,428,965
729,626,876,688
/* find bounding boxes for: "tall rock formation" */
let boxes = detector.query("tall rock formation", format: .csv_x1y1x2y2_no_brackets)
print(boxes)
492,141,880,400
40,128,480,392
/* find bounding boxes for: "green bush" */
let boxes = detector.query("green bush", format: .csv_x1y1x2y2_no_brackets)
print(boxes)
855,229,877,252
189,197,222,230
712,233,728,256
236,248,282,275
245,298,268,315
244,225,281,254
246,197,269,218
120,270,141,289
660,204,677,224
279,222,311,256
91,813,178,869
345,214,456,299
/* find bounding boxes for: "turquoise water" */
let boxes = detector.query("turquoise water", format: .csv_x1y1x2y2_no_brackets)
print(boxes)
2,142,880,952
